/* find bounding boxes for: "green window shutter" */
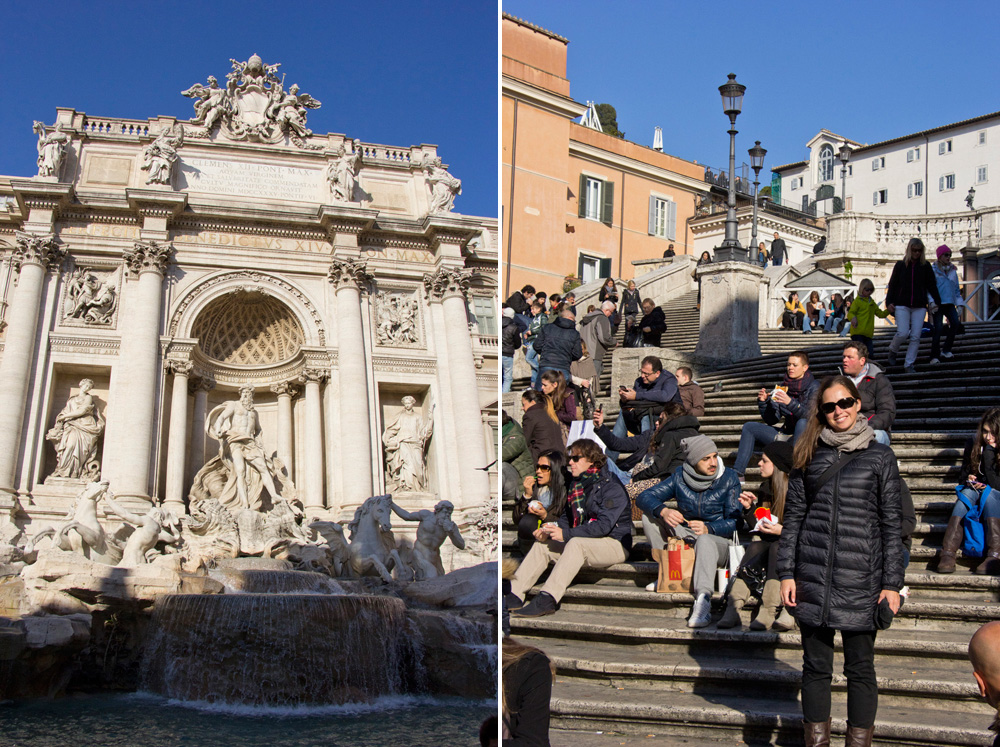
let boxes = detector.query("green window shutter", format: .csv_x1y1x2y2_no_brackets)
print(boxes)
601,180,614,225
599,258,612,278
648,195,656,235
578,174,587,218
577,254,585,279
667,200,677,241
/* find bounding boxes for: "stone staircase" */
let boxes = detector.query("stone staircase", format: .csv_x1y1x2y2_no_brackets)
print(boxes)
504,320,1000,746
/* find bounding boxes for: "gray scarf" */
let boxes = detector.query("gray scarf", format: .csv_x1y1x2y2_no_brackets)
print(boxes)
819,418,874,452
682,459,725,492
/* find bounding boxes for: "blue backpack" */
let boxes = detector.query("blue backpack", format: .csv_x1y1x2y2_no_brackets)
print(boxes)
955,486,988,558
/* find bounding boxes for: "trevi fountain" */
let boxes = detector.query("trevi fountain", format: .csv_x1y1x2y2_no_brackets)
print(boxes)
0,55,499,744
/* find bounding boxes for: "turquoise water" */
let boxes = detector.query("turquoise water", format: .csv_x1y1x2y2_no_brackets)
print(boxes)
0,692,496,747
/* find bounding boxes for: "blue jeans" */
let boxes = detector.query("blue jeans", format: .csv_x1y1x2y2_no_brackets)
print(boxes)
930,303,960,360
524,342,540,387
873,429,890,446
803,308,826,333
502,356,514,393
952,486,1000,520
733,419,808,475
605,411,654,462
605,459,631,486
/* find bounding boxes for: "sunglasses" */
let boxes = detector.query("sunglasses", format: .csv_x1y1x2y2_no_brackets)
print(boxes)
568,455,584,462
820,397,857,414
536,464,552,472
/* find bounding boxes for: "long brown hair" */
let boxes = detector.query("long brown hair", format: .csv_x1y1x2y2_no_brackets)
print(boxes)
792,375,862,469
540,370,570,417
502,637,554,716
972,407,1000,477
769,467,789,522
648,402,689,454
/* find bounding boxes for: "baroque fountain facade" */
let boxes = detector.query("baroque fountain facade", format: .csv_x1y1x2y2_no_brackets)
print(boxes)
0,55,498,704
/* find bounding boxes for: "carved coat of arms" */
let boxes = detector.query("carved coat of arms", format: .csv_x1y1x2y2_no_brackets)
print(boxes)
181,54,321,149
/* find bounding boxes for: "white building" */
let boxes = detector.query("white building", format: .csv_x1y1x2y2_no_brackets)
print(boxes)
773,111,1000,216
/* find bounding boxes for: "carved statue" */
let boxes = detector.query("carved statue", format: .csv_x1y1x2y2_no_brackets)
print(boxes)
326,145,362,202
64,269,117,325
268,83,319,139
346,493,403,583
34,121,69,178
181,75,229,131
390,499,465,580
189,385,292,512
46,379,105,480
104,498,181,567
141,124,184,185
424,156,462,214
375,293,419,346
26,481,112,561
382,397,434,492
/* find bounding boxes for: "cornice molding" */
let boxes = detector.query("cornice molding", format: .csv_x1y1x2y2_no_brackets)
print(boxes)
502,75,588,120
568,141,708,195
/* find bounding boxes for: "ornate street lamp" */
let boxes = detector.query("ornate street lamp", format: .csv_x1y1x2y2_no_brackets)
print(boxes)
838,141,852,210
748,140,767,263
715,73,746,261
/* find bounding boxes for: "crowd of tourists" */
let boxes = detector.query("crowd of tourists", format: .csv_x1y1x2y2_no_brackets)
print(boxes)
500,241,991,746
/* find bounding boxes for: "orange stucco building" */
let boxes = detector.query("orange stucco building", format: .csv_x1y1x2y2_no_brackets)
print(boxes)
502,14,707,298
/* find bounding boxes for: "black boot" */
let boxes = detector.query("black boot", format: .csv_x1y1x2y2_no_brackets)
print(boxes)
803,718,831,747
975,517,1000,575
511,591,558,617
936,514,963,573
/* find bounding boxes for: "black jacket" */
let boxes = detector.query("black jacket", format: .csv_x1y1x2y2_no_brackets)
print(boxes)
521,406,564,463
885,260,942,309
777,442,905,631
596,414,701,480
619,288,641,317
770,238,786,263
846,363,896,433
505,291,531,316
502,649,552,746
502,316,522,357
759,372,818,435
556,467,633,551
533,316,582,372
639,306,666,346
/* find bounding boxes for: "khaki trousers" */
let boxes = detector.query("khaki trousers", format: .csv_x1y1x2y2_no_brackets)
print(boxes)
511,535,627,603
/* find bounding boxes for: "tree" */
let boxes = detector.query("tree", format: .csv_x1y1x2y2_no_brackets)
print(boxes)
595,104,624,139
759,186,772,198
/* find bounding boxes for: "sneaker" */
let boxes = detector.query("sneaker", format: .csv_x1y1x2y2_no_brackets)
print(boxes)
645,580,657,592
942,351,954,359
687,592,712,628
504,591,525,611
511,591,558,618
904,365,917,374
928,358,940,365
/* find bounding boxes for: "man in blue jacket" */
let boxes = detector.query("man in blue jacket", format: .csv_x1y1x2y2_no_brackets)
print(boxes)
636,435,742,628
507,438,633,618
606,355,682,461
532,308,582,387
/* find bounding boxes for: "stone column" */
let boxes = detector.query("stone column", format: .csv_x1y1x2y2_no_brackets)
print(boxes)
105,241,172,505
328,257,374,504
693,260,765,367
298,369,327,513
423,266,491,506
270,381,298,481
0,233,65,499
163,360,192,514
186,376,214,486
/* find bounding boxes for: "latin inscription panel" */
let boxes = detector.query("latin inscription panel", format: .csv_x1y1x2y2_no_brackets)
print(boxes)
178,157,323,202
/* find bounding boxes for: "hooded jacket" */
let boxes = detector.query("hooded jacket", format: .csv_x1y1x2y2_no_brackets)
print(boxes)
502,418,535,480
579,310,614,361
555,467,633,551
634,462,742,538
759,370,818,434
842,362,896,433
595,414,701,480
501,315,521,357
843,296,890,338
777,441,904,631
533,316,582,373
638,306,667,346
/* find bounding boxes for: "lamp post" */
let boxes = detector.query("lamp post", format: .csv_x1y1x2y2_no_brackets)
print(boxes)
716,73,746,261
748,140,766,263
838,141,852,210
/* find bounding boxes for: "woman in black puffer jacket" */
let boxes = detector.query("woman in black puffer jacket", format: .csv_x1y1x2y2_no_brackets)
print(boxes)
778,375,904,747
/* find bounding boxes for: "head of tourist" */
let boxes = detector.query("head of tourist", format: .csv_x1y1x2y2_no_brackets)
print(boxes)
530,300,544,316
682,434,718,477
841,341,868,377
521,389,544,412
937,244,953,266
760,440,794,479
603,278,615,291
904,237,926,266
773,231,780,240
535,449,566,489
601,300,615,317
969,620,1000,707
559,308,575,323
536,291,547,307
565,292,576,305
520,284,536,302
567,438,606,477
858,278,875,298
651,402,688,448
786,351,809,380
793,376,864,469
700,251,711,262
759,242,766,252
540,370,567,401
641,298,656,316
675,366,692,386
788,291,799,304
976,407,1000,457
627,280,636,291
808,291,821,304
639,356,662,385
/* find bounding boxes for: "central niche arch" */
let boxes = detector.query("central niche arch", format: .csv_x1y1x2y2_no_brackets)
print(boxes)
193,290,305,365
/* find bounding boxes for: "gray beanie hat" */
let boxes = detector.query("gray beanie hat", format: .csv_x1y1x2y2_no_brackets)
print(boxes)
681,434,718,466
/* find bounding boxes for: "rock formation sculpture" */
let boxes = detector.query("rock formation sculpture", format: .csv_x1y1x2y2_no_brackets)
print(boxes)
140,124,183,185
390,499,465,580
34,121,70,178
46,379,105,480
382,397,433,492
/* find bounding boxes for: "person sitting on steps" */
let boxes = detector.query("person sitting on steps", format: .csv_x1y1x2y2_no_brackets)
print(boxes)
840,341,896,446
634,435,742,628
593,402,700,487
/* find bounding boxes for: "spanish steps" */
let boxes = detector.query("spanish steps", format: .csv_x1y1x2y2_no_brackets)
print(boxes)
503,288,1000,746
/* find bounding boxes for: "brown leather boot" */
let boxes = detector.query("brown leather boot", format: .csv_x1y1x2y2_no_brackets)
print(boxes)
844,724,874,746
802,718,831,747
936,514,963,573
975,517,1000,575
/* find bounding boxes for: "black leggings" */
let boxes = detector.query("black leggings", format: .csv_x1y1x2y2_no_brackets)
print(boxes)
800,623,878,728
516,513,543,556
740,537,779,582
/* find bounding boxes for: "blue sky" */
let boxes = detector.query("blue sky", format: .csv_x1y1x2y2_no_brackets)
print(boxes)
1,0,498,218
503,1,1000,184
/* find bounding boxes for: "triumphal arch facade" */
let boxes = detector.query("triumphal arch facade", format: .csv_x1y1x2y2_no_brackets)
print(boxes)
0,55,498,566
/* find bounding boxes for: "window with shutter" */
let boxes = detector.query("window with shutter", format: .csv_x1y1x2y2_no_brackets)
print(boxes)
599,258,612,278
667,200,677,241
601,181,614,225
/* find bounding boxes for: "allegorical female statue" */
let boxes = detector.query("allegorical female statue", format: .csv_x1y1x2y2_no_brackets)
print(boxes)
46,379,105,479
382,396,434,491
